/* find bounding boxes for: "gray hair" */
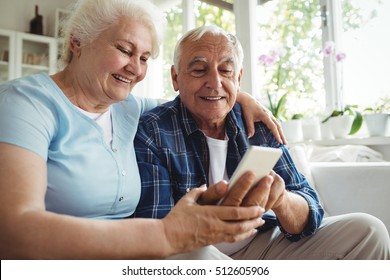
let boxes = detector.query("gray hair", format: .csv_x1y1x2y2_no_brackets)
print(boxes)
173,25,244,73
58,0,166,68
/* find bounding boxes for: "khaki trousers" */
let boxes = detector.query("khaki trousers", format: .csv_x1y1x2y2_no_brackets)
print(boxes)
169,213,390,260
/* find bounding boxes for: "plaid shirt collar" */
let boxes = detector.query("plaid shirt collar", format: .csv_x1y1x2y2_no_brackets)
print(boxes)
176,97,243,142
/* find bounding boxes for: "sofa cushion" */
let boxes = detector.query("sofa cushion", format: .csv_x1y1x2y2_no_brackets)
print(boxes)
288,144,315,187
310,162,390,232
288,144,329,216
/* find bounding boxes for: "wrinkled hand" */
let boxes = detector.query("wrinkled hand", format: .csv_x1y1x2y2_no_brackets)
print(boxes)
199,171,257,206
241,171,286,212
200,170,286,212
161,186,265,256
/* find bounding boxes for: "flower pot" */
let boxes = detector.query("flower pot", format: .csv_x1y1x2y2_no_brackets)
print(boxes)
329,115,354,138
281,119,303,143
364,113,389,137
302,117,321,141
320,120,334,140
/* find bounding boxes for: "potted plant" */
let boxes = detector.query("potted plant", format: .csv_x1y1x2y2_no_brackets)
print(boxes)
321,105,363,138
281,113,305,143
267,92,304,143
267,91,287,121
363,97,390,137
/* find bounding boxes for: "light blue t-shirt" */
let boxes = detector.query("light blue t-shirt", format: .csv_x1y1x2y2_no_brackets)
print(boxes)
0,73,158,219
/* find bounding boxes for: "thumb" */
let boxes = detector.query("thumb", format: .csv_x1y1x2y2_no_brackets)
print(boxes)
186,185,208,202
198,181,229,205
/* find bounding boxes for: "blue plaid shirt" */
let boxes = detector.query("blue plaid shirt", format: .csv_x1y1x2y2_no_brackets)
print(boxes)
134,97,324,241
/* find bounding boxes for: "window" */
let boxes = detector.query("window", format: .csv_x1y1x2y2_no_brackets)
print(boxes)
256,0,324,120
195,1,235,32
142,0,389,121
340,0,390,111
255,0,389,118
161,2,183,99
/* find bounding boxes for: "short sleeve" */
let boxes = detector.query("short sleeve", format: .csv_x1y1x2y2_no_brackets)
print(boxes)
0,80,56,159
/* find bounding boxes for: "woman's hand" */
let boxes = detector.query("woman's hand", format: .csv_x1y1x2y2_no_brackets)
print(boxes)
161,186,265,256
236,91,287,144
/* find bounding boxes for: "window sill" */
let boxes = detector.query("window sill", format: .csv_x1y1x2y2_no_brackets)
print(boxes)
305,136,390,147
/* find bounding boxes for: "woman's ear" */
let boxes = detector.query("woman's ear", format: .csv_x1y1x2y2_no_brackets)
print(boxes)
171,65,179,92
70,35,82,58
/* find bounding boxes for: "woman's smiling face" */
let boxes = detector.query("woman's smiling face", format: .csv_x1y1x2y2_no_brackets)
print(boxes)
77,18,153,105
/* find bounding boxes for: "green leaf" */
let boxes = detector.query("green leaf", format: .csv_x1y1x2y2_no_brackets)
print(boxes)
267,92,288,121
349,111,363,135
274,93,288,120
267,92,276,116
292,113,304,119
345,105,358,116
321,110,343,123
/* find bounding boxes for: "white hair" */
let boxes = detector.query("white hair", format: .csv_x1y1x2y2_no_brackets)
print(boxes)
59,0,166,68
173,25,244,73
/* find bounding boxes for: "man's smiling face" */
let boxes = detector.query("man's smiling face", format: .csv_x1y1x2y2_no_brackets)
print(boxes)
171,33,242,130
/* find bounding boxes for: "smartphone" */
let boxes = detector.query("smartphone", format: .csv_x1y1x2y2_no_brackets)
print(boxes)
219,146,282,204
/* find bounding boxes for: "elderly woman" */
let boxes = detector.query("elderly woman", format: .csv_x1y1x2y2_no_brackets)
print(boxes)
0,0,283,259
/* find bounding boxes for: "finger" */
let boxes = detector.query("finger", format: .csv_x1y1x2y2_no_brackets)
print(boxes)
264,172,285,211
219,216,265,242
254,106,283,144
195,216,263,246
242,174,273,207
221,171,256,206
215,205,265,222
222,222,265,243
224,229,259,243
274,119,288,145
243,111,255,138
198,181,229,205
266,117,284,144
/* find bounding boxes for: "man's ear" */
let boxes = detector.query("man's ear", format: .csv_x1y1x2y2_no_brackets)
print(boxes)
237,68,243,86
171,65,179,92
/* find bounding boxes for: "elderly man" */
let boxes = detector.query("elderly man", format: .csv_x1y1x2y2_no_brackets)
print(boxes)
134,25,389,259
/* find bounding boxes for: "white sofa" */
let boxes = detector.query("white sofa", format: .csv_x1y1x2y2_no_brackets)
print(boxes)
310,162,390,232
288,144,390,233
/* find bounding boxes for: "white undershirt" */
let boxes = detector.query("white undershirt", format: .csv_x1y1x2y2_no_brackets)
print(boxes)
78,108,113,145
206,135,229,185
206,134,256,256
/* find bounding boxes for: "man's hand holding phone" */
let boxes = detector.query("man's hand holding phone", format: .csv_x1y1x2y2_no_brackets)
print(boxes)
200,146,282,208
221,170,273,207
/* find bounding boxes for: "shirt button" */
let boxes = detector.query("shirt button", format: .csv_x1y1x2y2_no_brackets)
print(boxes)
112,147,117,152
119,196,124,202
186,188,190,193
121,170,126,176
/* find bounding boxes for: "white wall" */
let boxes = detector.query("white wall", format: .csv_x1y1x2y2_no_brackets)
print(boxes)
0,0,167,97
0,0,75,36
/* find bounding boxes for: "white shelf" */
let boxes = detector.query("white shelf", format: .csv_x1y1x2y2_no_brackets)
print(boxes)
0,28,57,81
309,136,390,147
297,136,390,161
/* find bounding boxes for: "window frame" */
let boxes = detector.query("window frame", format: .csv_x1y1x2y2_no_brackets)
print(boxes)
320,0,344,114
155,0,343,113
